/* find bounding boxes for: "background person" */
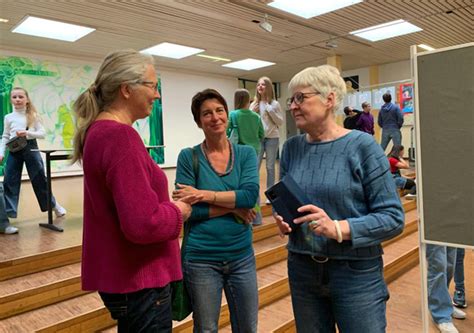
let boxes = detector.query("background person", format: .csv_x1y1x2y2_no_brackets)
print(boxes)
0,181,18,234
250,76,283,196
72,49,196,332
275,65,404,332
387,145,416,199
357,101,375,135
426,245,466,333
0,87,66,220
453,248,467,308
378,92,404,152
342,106,361,130
227,88,264,225
174,88,259,333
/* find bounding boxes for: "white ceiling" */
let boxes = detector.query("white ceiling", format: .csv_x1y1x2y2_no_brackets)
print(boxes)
0,0,472,82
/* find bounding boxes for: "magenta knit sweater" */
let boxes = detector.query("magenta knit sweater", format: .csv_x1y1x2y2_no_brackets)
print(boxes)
81,120,183,293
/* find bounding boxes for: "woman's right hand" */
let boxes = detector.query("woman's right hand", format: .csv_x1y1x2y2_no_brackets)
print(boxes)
273,214,292,237
233,208,256,225
0,156,3,163
174,201,192,221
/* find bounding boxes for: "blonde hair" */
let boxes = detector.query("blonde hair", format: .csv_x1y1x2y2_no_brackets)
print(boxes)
11,87,39,128
72,49,154,163
288,65,346,113
234,88,250,109
252,76,275,112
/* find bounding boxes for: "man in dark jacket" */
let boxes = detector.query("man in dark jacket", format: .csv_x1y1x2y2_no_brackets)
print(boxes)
378,93,404,151
343,106,362,130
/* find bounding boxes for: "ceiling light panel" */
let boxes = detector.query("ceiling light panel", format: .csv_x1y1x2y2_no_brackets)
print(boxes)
12,16,95,42
141,42,204,59
268,0,362,19
350,19,422,42
222,58,275,71
418,44,435,51
196,54,231,62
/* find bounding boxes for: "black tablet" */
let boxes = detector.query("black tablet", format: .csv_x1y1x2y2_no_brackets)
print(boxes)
264,175,311,231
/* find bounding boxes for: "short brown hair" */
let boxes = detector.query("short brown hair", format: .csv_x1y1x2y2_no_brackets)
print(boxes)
191,89,228,125
362,101,370,109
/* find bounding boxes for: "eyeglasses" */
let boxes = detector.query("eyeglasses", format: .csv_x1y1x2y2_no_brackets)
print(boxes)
286,91,320,109
135,80,158,91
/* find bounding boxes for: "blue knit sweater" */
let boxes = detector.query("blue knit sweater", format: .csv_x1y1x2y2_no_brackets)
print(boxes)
175,143,259,261
280,131,404,259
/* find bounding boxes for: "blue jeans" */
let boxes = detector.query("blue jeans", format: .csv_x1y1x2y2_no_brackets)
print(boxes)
380,128,402,152
3,140,56,218
454,248,465,292
99,285,172,333
183,254,258,333
426,244,457,324
288,252,389,333
0,182,12,231
258,137,279,190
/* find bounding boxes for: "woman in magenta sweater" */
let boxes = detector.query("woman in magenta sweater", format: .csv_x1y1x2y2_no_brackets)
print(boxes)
72,50,199,332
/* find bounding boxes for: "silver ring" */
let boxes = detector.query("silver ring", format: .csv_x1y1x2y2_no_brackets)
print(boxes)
309,220,319,230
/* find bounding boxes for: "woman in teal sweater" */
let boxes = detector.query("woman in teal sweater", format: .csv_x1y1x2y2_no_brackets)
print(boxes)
173,89,259,332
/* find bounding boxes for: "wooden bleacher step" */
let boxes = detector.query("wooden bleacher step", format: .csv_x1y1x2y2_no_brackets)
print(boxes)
0,201,416,332
0,245,81,282
0,262,83,319
0,216,280,320
0,224,285,332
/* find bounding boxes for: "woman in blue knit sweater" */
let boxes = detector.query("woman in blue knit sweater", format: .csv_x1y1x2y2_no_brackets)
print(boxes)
274,65,404,332
173,89,259,332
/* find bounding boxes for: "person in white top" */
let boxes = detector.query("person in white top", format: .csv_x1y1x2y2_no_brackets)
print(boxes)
0,87,66,225
250,77,283,195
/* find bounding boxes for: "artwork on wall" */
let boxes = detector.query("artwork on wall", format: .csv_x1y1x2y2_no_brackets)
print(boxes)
0,55,164,175
399,83,414,113
372,86,396,109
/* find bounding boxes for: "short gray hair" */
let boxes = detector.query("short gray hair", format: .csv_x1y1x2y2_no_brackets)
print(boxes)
288,65,346,112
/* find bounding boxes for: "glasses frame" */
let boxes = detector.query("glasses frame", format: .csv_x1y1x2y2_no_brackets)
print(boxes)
135,80,158,91
286,91,320,109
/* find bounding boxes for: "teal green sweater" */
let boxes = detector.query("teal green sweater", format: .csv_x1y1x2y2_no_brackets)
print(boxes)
175,143,259,261
226,109,264,154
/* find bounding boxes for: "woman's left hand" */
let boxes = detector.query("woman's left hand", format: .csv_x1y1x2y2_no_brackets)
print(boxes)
293,204,338,240
173,183,201,201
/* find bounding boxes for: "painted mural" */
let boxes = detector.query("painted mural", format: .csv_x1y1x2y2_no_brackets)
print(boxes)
0,55,164,175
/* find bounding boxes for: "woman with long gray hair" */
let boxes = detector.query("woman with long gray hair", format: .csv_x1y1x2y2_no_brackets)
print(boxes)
73,49,199,332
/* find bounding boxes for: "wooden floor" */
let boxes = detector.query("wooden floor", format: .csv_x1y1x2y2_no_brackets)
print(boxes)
387,250,474,333
1,165,473,332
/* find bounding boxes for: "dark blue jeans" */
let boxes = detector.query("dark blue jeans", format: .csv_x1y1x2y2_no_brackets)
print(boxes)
0,182,12,231
454,248,465,292
288,252,389,333
3,139,56,218
99,285,172,333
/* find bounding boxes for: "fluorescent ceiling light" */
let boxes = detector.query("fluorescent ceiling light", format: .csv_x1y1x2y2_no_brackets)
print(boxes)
268,0,362,19
196,54,231,62
0,18,9,23
141,42,204,59
12,16,94,42
418,44,435,51
350,19,422,42
222,58,275,71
